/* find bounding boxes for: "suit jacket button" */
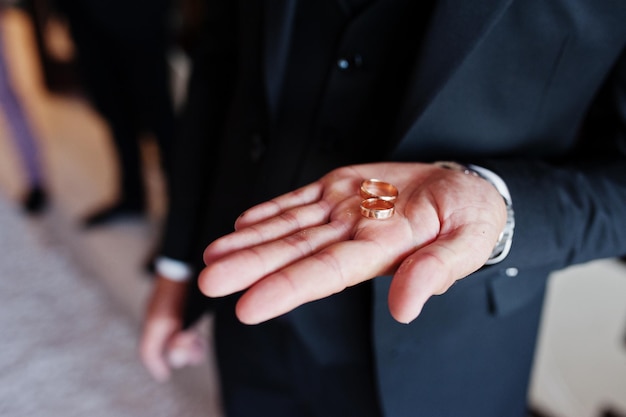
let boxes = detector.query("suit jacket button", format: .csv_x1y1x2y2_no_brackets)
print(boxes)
337,54,363,71
505,267,519,277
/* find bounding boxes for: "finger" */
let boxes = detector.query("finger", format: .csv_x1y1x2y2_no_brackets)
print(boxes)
234,182,324,229
199,216,356,297
234,236,411,324
166,330,207,368
387,226,494,323
206,175,369,265
204,199,333,264
234,171,362,230
139,320,175,382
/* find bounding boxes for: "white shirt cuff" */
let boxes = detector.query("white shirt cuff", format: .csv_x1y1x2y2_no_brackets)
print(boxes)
154,256,193,282
467,164,512,205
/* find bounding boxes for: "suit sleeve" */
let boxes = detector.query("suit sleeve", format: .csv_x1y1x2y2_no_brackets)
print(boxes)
159,0,238,267
479,47,626,272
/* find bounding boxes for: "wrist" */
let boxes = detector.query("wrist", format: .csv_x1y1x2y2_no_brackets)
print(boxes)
148,275,189,319
433,161,515,265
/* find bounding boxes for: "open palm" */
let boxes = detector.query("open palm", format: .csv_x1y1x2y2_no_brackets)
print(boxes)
198,162,506,324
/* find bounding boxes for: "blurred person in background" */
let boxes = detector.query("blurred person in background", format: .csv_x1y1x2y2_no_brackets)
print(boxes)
55,0,175,227
140,1,626,417
0,0,48,214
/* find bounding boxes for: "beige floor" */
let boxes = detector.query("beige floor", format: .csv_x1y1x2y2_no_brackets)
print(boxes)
1,9,625,417
0,185,216,417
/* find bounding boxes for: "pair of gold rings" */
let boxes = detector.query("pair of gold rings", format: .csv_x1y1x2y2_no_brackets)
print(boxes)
359,179,398,220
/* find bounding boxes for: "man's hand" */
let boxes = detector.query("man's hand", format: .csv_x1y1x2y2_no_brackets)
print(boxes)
139,277,206,382
198,162,507,324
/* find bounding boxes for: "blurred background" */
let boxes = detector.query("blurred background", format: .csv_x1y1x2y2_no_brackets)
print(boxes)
0,1,623,416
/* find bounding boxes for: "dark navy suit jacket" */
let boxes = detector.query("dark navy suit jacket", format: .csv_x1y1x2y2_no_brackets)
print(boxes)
161,1,626,415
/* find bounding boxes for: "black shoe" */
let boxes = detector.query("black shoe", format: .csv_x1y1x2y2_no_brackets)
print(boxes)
602,410,626,417
82,202,144,228
22,186,48,215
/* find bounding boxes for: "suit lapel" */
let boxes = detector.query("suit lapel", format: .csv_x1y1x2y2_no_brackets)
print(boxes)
263,0,509,138
263,0,298,119
393,0,515,147
263,0,381,119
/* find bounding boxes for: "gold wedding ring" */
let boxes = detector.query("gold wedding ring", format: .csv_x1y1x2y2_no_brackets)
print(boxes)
360,198,395,220
360,179,399,202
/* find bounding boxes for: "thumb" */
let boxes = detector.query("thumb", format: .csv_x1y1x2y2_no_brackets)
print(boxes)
387,230,491,323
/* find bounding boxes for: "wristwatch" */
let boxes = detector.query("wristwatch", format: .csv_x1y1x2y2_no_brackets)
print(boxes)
434,161,515,265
